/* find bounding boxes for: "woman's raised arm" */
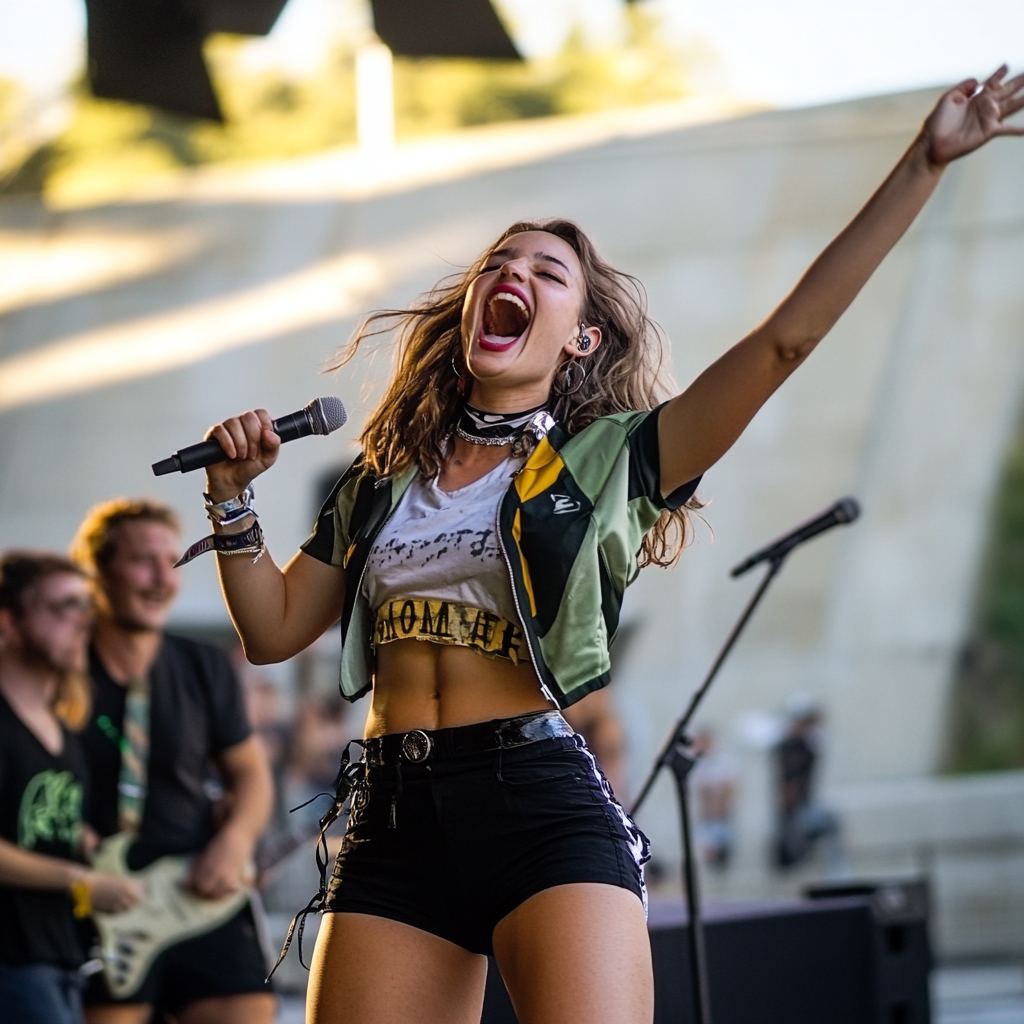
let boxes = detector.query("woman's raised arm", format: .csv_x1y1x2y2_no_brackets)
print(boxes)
659,67,1024,495
204,408,346,664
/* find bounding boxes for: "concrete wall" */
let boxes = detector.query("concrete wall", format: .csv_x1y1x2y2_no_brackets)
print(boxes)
3,89,1023,951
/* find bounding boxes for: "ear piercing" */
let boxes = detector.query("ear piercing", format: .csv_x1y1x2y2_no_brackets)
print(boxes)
577,322,592,352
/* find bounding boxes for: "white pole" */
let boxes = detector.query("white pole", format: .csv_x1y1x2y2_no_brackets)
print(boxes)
355,41,395,154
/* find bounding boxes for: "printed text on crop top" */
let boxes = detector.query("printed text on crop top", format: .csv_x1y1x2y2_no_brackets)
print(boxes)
361,456,524,626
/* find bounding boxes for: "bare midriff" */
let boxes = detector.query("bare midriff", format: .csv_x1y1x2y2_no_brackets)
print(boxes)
365,638,553,738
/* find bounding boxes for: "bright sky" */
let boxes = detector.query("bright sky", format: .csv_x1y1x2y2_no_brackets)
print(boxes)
1,0,1022,109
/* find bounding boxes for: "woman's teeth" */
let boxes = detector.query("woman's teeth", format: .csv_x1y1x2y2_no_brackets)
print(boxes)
483,291,531,342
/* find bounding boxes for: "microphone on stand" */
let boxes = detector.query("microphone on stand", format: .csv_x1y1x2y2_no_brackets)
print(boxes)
151,396,347,476
730,497,860,577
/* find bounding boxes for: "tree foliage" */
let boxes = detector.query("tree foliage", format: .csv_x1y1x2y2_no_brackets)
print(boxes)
1,10,709,206
947,422,1024,772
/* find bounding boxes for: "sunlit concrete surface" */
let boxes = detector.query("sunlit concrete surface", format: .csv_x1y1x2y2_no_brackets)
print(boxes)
2,89,1023,955
933,964,1024,1024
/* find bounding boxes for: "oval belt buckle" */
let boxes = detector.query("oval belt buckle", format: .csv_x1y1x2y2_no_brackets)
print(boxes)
401,729,432,763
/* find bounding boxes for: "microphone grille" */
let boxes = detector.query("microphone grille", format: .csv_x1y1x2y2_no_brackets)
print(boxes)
835,497,861,523
306,396,348,435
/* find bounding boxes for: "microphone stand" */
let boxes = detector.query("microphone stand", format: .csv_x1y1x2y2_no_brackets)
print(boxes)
630,557,785,1024
630,496,859,1024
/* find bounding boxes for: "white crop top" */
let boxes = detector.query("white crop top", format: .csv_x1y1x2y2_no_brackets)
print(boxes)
362,456,524,626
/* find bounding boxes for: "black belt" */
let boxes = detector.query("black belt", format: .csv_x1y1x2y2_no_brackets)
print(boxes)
363,710,574,766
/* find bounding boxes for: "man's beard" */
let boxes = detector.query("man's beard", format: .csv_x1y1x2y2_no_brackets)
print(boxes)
107,588,175,633
17,629,80,675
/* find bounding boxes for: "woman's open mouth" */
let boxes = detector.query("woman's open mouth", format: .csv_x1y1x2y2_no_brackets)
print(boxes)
479,286,531,351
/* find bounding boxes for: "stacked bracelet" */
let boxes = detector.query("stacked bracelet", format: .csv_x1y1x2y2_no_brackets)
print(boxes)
204,484,256,525
175,520,266,567
174,486,265,567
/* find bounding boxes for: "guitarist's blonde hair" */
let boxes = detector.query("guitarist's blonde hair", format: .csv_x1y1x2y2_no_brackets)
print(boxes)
71,497,181,575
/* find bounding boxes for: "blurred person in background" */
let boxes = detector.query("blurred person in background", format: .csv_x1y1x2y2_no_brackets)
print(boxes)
0,552,140,1024
690,727,738,870
232,648,291,833
283,689,354,834
191,70,1020,1024
563,688,627,799
773,694,845,876
70,501,275,1024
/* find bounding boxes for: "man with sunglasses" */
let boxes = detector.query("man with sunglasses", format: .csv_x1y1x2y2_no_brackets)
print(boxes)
70,500,274,1024
0,551,142,1024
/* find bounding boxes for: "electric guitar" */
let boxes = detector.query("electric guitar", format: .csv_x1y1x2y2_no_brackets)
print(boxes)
91,825,319,999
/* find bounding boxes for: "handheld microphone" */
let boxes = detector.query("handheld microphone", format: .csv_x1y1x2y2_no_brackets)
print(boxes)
152,397,347,476
730,497,860,577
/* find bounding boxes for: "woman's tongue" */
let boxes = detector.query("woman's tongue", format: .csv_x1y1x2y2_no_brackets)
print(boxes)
482,297,527,347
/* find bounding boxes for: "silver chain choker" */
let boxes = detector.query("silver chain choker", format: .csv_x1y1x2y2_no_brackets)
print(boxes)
455,403,555,457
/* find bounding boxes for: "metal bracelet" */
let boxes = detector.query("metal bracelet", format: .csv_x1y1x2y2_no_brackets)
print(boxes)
204,484,255,524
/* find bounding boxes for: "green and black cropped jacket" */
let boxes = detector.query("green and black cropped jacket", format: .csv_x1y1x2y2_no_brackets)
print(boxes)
301,405,699,709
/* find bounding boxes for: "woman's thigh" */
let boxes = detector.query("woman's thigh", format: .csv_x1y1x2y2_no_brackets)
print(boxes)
307,912,488,1024
492,883,653,1024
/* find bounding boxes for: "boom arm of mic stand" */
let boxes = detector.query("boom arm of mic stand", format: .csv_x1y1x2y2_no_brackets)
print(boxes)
630,554,787,818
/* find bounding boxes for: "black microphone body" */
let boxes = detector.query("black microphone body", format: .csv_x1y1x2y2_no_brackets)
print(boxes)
152,397,347,476
730,497,860,577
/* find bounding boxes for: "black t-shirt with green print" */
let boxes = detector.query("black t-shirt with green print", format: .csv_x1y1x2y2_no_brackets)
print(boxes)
0,692,89,968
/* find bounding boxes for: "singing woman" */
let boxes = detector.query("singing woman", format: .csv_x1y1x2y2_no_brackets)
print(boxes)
193,69,1022,1024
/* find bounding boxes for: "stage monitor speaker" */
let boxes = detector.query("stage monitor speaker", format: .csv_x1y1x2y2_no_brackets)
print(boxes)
370,0,520,59
481,880,931,1024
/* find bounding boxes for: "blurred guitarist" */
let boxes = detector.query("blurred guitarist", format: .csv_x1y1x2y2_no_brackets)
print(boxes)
70,500,274,1024
0,551,141,1024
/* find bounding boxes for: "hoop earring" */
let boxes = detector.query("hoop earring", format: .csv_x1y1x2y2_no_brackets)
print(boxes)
452,354,467,397
577,322,591,353
553,358,586,396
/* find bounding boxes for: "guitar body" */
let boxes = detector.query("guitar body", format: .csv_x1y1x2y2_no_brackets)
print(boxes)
92,833,250,1000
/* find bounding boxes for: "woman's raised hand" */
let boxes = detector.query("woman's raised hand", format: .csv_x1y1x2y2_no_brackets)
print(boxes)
204,408,281,503
923,65,1024,166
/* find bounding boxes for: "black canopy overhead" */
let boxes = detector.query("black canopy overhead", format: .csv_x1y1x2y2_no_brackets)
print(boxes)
85,0,522,122
371,0,519,59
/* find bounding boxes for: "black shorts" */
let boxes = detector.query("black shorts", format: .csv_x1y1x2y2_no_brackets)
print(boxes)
325,716,650,956
84,903,271,1012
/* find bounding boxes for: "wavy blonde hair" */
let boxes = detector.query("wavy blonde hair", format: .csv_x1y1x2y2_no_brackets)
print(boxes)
70,497,181,576
330,218,700,567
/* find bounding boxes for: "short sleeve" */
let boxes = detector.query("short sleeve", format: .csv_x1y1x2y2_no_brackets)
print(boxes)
300,476,344,566
627,403,701,510
201,645,251,754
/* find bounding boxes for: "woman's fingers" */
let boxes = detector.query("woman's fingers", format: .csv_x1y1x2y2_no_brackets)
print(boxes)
225,416,252,460
999,71,1024,97
955,77,979,99
984,65,1009,90
998,78,1024,117
255,409,281,459
206,411,278,463
207,422,238,459
239,410,265,461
